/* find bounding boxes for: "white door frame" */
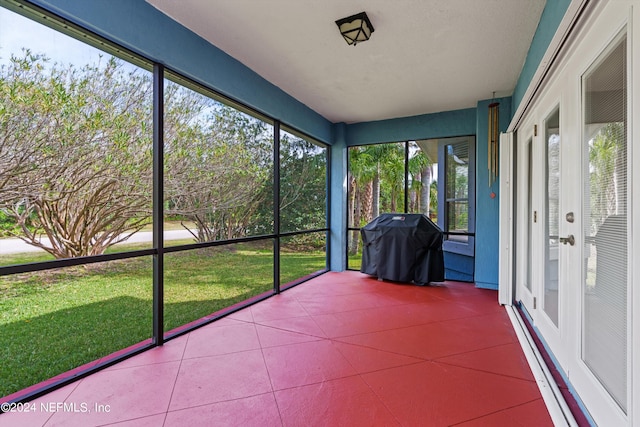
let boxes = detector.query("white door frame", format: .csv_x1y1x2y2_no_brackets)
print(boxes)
498,131,513,306
508,1,636,425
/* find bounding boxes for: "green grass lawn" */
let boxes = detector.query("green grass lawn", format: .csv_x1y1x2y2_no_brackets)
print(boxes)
347,249,363,271
0,240,326,397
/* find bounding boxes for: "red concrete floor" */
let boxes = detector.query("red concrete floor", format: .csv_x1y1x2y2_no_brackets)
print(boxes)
0,271,553,427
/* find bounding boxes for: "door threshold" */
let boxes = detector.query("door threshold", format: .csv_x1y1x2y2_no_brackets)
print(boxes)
505,305,579,426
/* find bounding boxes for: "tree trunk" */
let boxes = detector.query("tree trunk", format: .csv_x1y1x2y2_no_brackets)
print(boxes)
348,174,356,228
372,164,380,218
348,174,358,255
362,180,374,223
349,189,361,255
421,166,432,216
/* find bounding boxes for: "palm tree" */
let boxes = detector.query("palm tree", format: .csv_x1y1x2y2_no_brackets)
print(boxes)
365,143,405,214
408,149,431,214
588,122,626,233
347,147,376,255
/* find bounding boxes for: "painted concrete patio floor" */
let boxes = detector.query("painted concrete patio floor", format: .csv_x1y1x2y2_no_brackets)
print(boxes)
0,271,553,427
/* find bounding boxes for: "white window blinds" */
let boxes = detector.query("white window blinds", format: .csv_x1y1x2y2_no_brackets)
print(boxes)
582,34,628,412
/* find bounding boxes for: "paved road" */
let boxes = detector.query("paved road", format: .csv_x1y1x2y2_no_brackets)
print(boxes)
0,229,196,255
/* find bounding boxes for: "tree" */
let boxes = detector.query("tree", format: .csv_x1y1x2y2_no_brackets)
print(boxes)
408,150,431,214
0,52,154,258
445,144,470,232
347,146,376,255
347,143,408,256
279,133,327,234
588,122,626,233
0,52,55,239
374,143,405,213
164,90,272,242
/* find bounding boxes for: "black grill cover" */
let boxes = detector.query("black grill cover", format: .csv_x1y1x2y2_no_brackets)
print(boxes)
360,213,444,285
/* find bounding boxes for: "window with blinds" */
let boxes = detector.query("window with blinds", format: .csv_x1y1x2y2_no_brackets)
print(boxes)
445,141,470,243
582,33,627,412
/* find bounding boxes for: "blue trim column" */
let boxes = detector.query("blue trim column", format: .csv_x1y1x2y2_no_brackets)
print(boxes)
474,97,512,289
329,123,348,271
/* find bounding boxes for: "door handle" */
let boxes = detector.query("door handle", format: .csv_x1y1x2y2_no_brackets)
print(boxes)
559,235,575,246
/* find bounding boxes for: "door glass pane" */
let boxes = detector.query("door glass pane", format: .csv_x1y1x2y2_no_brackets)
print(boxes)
526,138,533,292
544,107,560,326
582,35,627,412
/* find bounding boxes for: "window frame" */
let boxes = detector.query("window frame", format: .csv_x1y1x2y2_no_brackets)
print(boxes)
0,0,330,403
437,136,476,256
346,135,476,270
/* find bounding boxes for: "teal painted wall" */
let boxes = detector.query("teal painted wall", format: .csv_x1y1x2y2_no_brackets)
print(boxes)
344,108,478,282
330,123,348,271
444,252,475,282
474,98,512,290
29,0,333,144
346,108,476,146
512,0,572,115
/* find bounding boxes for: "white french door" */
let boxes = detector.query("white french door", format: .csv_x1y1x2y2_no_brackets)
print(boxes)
515,84,571,365
514,2,633,425
571,28,629,424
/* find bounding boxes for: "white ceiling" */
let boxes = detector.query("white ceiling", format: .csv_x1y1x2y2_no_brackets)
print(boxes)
147,0,546,124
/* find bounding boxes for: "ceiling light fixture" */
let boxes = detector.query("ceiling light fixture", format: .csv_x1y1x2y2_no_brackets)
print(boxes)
335,12,374,46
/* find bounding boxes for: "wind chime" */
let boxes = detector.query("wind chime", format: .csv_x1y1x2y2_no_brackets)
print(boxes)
488,96,499,188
